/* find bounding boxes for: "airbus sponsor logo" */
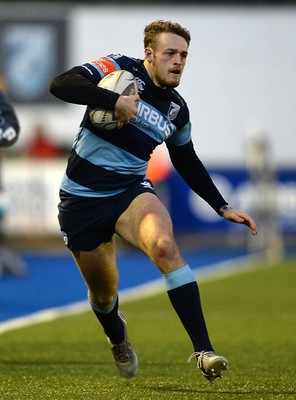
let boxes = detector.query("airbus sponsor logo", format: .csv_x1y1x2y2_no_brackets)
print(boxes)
131,101,174,139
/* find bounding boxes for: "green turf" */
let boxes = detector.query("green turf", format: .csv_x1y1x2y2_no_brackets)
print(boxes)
0,258,295,399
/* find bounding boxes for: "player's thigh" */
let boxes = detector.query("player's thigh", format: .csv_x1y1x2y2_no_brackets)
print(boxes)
115,192,174,251
72,237,119,297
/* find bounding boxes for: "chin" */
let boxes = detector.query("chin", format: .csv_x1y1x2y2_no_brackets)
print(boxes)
164,78,180,88
169,81,180,88
157,76,180,89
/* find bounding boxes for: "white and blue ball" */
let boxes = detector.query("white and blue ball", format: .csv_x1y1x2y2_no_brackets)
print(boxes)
89,70,138,131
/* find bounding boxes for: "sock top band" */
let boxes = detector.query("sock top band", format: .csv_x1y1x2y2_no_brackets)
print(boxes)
163,264,195,291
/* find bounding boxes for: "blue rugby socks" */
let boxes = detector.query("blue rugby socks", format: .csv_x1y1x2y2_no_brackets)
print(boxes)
163,264,214,352
89,293,125,344
89,264,214,352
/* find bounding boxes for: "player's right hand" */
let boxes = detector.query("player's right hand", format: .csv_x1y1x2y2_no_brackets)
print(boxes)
114,94,140,128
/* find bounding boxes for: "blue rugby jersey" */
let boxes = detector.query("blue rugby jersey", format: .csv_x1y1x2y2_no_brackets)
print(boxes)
60,54,191,197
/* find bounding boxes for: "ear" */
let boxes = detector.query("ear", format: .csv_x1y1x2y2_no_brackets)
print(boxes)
144,47,153,63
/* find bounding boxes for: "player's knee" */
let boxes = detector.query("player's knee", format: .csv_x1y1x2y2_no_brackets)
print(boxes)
151,236,179,263
91,292,116,311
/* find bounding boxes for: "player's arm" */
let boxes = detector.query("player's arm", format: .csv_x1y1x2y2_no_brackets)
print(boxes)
0,90,19,147
167,140,228,214
50,67,139,126
50,66,120,109
167,140,257,235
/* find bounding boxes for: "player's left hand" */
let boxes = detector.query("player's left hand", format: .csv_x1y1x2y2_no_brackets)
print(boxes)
223,208,257,236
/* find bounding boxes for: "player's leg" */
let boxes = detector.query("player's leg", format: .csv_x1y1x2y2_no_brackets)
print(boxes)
58,190,138,378
116,192,184,272
72,237,123,342
115,192,213,350
116,192,228,381
72,237,137,378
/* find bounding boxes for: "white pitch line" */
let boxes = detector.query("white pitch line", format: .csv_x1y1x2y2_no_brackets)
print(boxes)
0,254,262,335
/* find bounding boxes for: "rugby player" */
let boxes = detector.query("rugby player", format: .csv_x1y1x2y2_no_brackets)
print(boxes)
50,20,257,382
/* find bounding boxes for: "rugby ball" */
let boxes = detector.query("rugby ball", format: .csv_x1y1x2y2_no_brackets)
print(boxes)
89,70,138,131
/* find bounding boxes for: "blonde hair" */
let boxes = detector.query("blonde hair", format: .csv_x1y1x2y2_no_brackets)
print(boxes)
144,20,191,49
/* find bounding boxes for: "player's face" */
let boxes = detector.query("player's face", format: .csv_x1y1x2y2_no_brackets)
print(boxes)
145,32,188,89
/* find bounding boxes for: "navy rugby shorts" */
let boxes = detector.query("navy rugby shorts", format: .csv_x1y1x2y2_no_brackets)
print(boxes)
58,179,156,251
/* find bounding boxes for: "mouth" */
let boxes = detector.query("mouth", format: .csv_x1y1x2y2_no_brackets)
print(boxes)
170,69,181,75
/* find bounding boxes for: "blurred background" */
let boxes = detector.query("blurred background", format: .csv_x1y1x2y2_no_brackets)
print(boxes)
0,0,295,279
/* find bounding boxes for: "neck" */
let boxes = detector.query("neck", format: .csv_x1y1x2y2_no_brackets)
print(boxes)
143,59,152,80
143,59,166,89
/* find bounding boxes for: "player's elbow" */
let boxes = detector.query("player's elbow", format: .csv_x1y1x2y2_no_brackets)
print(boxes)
49,78,60,98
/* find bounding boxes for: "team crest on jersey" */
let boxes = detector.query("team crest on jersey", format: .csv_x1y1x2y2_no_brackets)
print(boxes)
167,102,180,121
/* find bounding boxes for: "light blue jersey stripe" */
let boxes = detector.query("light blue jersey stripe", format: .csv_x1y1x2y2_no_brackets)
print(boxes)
166,121,192,146
60,174,127,197
130,100,191,146
74,128,148,175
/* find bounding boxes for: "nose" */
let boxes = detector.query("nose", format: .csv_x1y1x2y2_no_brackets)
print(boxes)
173,53,183,65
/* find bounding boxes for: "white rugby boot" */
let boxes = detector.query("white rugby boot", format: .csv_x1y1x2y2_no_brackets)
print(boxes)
188,350,228,383
107,311,138,378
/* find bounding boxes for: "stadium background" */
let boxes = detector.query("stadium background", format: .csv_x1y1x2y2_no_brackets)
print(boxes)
0,1,295,322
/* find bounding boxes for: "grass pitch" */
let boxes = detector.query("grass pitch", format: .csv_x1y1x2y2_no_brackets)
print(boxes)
0,258,295,399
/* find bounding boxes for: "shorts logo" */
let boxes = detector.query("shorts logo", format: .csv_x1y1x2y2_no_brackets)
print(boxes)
167,102,180,121
92,58,117,76
140,180,153,190
61,231,68,246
